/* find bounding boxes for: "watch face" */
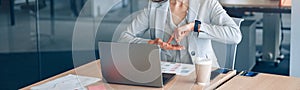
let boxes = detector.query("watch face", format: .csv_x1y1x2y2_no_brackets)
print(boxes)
194,20,201,32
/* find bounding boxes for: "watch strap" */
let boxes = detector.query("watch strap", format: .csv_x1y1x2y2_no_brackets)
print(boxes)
194,20,201,32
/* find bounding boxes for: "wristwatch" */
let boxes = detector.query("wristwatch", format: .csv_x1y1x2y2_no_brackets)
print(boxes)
193,20,201,32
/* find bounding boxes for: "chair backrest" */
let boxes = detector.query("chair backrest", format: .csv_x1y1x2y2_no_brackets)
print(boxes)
212,18,244,69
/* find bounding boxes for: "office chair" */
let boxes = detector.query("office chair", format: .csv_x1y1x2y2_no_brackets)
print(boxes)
212,17,244,70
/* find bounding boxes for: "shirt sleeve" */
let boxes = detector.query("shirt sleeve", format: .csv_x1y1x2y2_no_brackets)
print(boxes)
194,0,242,44
118,8,151,44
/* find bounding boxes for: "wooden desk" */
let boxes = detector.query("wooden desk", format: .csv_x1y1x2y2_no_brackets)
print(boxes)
219,0,291,13
280,0,291,8
216,73,300,90
219,0,280,8
219,0,291,8
21,60,237,90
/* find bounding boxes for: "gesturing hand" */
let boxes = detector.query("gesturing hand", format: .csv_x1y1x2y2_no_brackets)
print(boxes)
148,38,184,50
173,23,197,43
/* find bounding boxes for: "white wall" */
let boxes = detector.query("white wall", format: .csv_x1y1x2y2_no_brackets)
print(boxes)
290,0,300,77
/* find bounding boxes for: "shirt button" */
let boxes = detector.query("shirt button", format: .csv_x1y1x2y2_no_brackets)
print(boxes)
191,51,195,56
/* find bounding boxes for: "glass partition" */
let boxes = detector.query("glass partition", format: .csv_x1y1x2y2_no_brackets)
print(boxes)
0,0,39,89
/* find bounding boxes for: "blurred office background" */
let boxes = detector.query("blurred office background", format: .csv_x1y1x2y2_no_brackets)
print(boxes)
0,0,292,89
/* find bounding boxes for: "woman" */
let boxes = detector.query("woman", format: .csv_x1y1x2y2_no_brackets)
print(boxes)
118,0,242,67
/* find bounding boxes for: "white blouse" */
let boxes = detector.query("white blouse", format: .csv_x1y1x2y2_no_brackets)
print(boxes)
161,7,192,64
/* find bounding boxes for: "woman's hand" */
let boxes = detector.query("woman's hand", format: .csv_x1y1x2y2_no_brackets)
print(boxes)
173,22,198,43
148,38,184,50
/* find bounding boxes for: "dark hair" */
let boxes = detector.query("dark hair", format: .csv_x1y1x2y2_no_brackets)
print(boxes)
152,0,168,3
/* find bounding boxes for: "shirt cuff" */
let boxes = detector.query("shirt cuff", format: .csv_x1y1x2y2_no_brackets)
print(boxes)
192,23,213,39
199,22,209,34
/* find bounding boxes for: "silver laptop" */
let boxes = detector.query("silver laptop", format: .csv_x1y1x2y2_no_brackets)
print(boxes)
98,42,175,87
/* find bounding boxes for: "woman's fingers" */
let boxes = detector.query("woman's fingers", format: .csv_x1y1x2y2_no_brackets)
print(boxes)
161,43,184,50
148,40,155,44
171,44,185,50
173,24,193,43
174,31,185,43
148,38,184,50
148,38,163,45
174,29,183,42
167,34,175,44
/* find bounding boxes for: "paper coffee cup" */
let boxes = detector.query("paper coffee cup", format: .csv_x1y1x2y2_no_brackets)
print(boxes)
194,57,212,86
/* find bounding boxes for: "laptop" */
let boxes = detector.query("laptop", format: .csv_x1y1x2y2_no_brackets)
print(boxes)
98,42,175,87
